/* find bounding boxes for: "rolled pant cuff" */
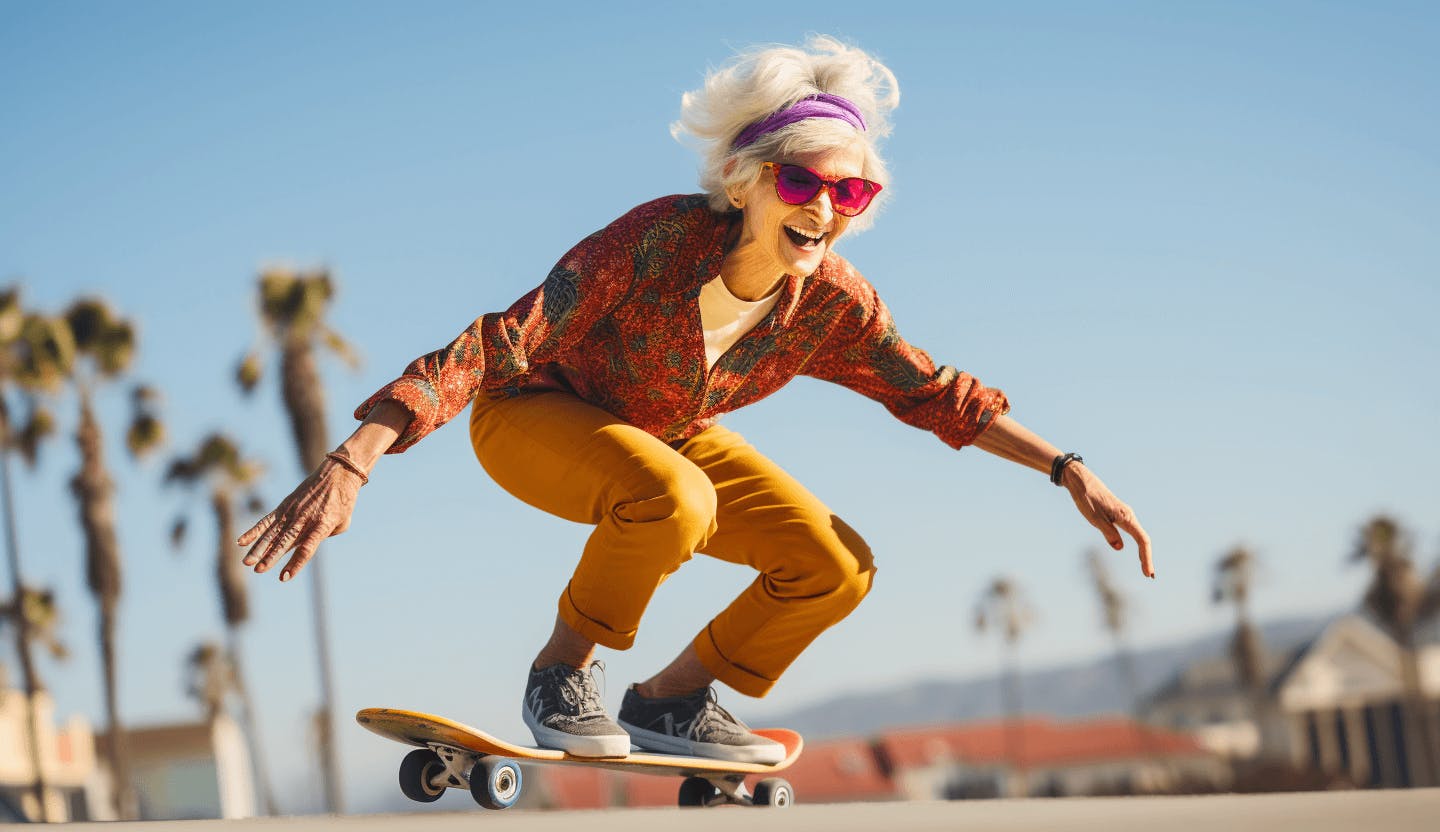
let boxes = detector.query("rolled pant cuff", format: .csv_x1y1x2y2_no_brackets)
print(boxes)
693,626,777,698
558,584,637,650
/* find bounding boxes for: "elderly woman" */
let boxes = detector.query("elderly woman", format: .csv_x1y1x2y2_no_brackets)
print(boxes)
240,37,1152,765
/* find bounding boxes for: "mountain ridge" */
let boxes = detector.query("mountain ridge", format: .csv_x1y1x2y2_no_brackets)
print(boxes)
760,612,1338,739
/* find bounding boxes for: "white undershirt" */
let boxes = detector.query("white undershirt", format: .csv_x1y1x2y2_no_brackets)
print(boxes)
698,275,781,370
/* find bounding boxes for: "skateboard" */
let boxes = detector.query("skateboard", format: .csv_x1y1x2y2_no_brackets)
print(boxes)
356,707,803,810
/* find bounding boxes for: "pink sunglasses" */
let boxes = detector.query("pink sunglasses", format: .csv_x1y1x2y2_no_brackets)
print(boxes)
762,162,882,217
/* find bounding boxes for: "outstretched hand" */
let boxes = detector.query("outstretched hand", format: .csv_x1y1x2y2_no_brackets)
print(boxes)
1063,464,1154,578
237,458,364,582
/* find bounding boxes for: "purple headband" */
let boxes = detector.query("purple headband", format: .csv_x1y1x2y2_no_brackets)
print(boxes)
730,93,867,150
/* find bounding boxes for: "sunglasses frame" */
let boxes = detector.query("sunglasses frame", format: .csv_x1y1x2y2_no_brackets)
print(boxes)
761,162,882,217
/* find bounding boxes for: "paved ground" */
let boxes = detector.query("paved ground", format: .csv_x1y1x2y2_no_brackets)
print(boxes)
7,790,1438,831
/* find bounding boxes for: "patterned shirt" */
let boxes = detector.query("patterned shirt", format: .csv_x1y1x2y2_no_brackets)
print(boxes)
357,194,1009,453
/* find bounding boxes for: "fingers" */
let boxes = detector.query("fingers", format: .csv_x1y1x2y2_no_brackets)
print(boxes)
1079,489,1156,580
238,470,360,581
1100,501,1154,579
280,525,328,583
1115,513,1155,579
237,513,275,547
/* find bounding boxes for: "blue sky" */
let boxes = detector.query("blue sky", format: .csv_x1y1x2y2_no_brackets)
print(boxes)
2,0,1437,813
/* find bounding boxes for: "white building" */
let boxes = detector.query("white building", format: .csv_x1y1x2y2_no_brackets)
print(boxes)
1143,613,1440,788
0,683,99,821
97,714,257,820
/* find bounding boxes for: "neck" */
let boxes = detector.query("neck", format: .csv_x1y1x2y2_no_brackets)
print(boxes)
719,239,785,301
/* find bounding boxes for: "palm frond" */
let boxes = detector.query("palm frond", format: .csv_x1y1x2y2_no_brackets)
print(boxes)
321,327,361,369
236,352,263,394
0,286,22,343
1212,545,1255,607
1351,516,1423,637
126,413,165,458
170,517,188,551
15,404,56,468
95,318,136,376
975,576,1034,644
14,314,76,390
63,298,113,352
257,268,335,340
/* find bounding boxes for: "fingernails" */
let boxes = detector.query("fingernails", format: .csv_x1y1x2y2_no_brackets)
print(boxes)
1112,541,1122,550
280,571,291,582
243,557,257,566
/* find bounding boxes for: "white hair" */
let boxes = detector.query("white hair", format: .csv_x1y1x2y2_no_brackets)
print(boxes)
672,35,900,233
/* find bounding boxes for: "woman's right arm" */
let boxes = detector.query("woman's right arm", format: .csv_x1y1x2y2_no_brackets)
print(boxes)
237,400,411,582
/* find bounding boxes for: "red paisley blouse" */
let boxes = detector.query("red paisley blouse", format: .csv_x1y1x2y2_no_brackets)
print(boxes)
357,194,1009,453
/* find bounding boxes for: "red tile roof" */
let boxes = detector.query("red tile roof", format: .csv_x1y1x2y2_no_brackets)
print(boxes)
876,717,1206,769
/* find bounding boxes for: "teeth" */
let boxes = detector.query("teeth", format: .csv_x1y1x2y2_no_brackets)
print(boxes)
786,225,825,241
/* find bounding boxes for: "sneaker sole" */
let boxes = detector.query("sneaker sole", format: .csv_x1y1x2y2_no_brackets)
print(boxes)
617,719,786,765
523,706,631,758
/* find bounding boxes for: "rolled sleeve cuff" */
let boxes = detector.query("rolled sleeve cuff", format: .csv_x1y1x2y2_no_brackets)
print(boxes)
353,377,441,453
943,387,1011,450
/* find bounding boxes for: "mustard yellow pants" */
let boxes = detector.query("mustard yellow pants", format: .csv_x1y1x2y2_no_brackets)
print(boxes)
468,391,875,697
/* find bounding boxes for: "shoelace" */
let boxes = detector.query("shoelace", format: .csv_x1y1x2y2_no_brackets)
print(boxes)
558,660,608,718
690,686,748,737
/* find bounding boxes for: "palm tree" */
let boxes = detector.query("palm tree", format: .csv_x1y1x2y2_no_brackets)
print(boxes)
167,433,277,814
239,268,357,813
1211,545,1277,760
60,297,165,819
0,289,73,822
1349,516,1440,787
975,576,1034,795
184,642,237,722
1087,549,1142,713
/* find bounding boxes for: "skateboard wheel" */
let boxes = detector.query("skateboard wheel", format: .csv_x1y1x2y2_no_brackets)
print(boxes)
398,749,447,803
471,757,523,810
678,776,717,807
752,777,794,808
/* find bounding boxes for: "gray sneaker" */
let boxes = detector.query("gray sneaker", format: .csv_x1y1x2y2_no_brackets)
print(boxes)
522,661,630,758
617,685,785,764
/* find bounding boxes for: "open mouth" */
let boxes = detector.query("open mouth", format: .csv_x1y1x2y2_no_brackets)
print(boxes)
784,225,827,249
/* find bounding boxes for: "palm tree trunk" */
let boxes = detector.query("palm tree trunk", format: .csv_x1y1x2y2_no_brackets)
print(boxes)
1002,645,1026,796
72,393,132,819
0,395,51,822
99,603,132,818
226,631,278,815
211,493,276,815
279,341,344,814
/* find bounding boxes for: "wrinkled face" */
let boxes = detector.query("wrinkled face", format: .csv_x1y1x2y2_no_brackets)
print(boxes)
732,141,867,278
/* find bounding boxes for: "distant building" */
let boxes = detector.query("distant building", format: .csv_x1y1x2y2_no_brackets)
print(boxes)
96,714,256,820
876,717,1226,799
0,684,98,821
1142,613,1440,788
533,717,1222,808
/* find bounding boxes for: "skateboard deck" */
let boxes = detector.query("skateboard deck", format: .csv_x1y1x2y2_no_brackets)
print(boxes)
357,707,803,809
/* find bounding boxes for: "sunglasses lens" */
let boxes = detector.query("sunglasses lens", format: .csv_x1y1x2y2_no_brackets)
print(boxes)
830,178,874,216
774,165,822,205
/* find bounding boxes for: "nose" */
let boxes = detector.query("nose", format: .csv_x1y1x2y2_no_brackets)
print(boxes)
805,187,835,225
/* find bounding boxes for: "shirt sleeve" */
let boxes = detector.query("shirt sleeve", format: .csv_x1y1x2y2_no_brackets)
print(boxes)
804,279,1009,450
354,226,635,453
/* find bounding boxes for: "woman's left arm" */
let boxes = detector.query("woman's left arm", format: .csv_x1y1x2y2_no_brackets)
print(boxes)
974,414,1155,579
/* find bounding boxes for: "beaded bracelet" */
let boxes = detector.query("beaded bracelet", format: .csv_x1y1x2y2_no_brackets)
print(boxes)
1050,452,1083,486
325,451,369,485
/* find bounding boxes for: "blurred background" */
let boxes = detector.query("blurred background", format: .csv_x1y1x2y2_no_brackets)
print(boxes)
1,0,1437,822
